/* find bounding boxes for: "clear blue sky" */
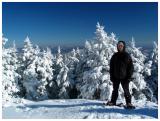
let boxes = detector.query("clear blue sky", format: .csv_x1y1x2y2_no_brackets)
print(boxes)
2,2,158,48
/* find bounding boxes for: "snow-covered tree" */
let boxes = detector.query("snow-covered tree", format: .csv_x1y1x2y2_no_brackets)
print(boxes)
146,41,158,101
47,46,64,99
22,36,36,63
21,37,48,100
127,37,152,101
36,48,54,100
56,46,63,66
52,46,80,99
2,34,8,47
21,37,37,100
56,65,69,98
2,36,20,104
63,48,80,98
77,22,118,100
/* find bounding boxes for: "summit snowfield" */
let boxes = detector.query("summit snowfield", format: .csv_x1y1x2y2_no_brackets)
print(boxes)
2,23,158,119
3,99,158,119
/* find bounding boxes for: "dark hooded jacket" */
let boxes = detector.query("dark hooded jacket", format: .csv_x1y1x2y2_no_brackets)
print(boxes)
110,41,134,82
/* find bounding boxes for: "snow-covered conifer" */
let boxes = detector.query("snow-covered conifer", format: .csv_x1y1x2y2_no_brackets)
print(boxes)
127,37,152,101
77,22,118,100
2,36,20,104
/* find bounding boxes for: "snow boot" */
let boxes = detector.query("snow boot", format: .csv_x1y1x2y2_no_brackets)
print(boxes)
103,101,116,106
124,103,135,109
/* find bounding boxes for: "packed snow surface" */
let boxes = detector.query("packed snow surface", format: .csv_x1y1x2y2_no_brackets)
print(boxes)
3,99,158,119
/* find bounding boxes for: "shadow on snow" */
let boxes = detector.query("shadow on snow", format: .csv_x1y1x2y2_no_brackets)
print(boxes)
17,101,158,118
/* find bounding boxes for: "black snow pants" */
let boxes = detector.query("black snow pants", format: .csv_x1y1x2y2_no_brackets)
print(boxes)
111,79,131,104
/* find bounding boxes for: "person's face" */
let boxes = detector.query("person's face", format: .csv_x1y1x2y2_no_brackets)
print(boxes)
117,42,124,52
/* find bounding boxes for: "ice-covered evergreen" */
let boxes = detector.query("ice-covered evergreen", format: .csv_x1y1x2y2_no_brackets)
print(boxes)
56,46,63,66
53,46,71,98
57,65,69,98
2,36,20,104
63,48,80,98
48,46,64,98
146,41,158,101
77,22,118,100
127,37,152,101
21,37,49,100
35,48,54,100
21,37,39,100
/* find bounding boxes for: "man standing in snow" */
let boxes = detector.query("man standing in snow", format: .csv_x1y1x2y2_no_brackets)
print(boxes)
106,41,135,108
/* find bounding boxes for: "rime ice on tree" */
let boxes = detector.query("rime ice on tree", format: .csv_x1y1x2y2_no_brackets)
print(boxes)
2,35,20,104
127,37,152,101
77,22,118,100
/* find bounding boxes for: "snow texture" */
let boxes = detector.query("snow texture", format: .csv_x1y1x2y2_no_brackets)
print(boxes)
2,99,158,119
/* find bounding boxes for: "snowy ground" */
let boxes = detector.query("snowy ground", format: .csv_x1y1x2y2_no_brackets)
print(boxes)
2,99,158,119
